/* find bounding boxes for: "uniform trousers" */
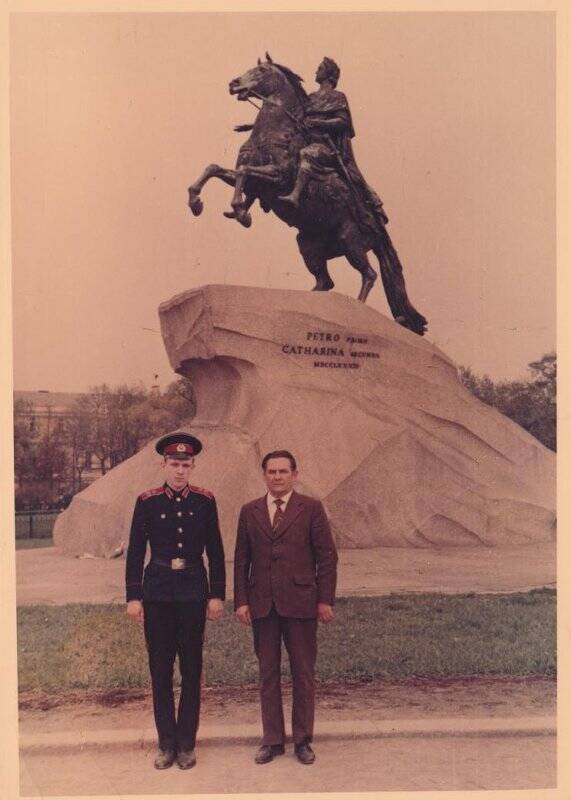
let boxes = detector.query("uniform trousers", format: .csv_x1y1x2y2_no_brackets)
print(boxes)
143,600,206,751
253,605,317,746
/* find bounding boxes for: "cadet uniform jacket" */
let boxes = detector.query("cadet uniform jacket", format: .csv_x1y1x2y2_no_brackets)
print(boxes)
233,491,337,620
125,482,226,603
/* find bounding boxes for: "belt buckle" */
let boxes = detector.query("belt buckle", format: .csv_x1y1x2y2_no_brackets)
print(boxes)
171,558,186,570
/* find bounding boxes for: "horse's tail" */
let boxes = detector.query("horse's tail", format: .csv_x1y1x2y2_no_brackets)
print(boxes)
372,226,428,336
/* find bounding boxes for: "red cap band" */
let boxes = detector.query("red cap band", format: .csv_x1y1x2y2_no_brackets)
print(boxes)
164,442,194,456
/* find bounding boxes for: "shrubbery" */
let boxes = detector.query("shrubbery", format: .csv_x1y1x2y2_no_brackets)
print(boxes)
459,352,556,451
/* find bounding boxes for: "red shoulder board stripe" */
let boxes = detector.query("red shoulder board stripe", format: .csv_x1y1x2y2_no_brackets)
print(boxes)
139,486,165,501
189,484,214,499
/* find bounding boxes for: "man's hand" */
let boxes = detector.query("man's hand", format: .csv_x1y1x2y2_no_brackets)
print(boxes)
236,604,252,625
126,600,144,624
207,598,224,621
317,603,335,623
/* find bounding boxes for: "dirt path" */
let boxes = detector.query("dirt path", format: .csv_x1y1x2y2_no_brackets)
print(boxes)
17,677,557,795
16,542,556,605
19,676,556,733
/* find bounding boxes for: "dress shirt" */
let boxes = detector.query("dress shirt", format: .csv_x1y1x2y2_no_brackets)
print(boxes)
266,491,293,525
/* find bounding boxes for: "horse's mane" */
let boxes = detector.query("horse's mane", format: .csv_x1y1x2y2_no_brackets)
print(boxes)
272,62,309,105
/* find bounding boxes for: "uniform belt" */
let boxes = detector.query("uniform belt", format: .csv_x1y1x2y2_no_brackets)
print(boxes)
150,557,201,571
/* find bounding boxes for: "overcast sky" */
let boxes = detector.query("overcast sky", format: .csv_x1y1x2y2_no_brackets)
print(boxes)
10,11,555,392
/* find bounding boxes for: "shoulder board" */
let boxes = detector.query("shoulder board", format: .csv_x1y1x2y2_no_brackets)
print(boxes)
139,486,165,501
189,484,214,499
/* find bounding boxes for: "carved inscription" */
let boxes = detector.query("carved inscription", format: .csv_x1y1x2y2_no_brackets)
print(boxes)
281,331,380,370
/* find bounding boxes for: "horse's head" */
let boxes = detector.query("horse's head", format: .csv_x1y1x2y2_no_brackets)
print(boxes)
229,55,306,106
229,57,283,101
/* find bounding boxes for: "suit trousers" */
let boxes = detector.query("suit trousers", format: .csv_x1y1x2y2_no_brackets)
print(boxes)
143,600,206,751
253,605,317,746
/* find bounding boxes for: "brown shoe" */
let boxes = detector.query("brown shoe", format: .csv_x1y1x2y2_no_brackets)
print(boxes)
254,744,285,764
154,748,176,769
294,742,315,765
176,749,197,770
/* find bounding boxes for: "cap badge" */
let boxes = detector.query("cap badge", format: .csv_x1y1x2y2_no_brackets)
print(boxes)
176,444,186,452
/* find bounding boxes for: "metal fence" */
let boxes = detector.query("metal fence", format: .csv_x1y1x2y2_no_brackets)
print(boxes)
15,510,59,539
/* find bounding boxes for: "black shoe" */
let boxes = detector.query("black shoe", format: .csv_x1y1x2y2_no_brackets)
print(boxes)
294,742,315,765
176,749,197,770
254,744,285,764
154,748,176,769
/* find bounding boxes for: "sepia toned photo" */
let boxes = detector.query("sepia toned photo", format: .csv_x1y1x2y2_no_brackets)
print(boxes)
2,6,563,798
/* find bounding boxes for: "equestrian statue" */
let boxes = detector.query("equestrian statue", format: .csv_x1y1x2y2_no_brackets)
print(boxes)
188,54,427,335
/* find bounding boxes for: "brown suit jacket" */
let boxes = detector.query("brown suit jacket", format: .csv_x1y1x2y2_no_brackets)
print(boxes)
233,491,338,620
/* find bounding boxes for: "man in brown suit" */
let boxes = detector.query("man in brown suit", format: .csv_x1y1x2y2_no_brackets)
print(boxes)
234,450,338,765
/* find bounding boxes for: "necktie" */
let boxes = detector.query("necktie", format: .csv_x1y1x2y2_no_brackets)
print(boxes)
272,498,285,531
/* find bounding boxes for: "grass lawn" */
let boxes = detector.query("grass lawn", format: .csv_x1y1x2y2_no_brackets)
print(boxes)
17,590,555,692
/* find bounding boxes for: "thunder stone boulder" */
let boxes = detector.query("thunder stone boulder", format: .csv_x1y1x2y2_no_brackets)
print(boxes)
54,285,555,557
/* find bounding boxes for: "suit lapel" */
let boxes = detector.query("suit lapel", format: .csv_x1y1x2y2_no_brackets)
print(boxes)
272,491,304,540
252,497,273,539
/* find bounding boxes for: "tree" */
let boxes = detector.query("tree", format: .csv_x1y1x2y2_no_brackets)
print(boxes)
81,383,147,473
526,352,556,450
13,398,38,490
529,352,556,401
35,432,68,489
66,401,94,492
459,352,556,451
79,379,197,475
13,398,70,506
13,378,199,506
164,377,197,418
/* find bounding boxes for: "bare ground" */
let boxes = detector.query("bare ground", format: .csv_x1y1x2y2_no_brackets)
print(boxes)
16,541,556,605
18,677,557,794
15,545,558,795
19,675,556,734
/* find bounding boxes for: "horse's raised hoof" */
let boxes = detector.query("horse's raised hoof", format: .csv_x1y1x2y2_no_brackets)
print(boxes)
223,209,251,228
189,196,203,217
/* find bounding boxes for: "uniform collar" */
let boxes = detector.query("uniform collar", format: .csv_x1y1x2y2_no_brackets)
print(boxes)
164,482,190,500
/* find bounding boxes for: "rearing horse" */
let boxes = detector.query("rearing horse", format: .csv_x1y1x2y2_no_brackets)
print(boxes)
188,56,427,335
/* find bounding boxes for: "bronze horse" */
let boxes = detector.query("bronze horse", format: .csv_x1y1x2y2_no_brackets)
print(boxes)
188,56,427,335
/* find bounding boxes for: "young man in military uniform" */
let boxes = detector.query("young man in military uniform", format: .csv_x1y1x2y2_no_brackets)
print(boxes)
126,432,225,770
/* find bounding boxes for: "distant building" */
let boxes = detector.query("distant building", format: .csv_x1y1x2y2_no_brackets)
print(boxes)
14,378,169,506
15,389,80,436
14,390,100,490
